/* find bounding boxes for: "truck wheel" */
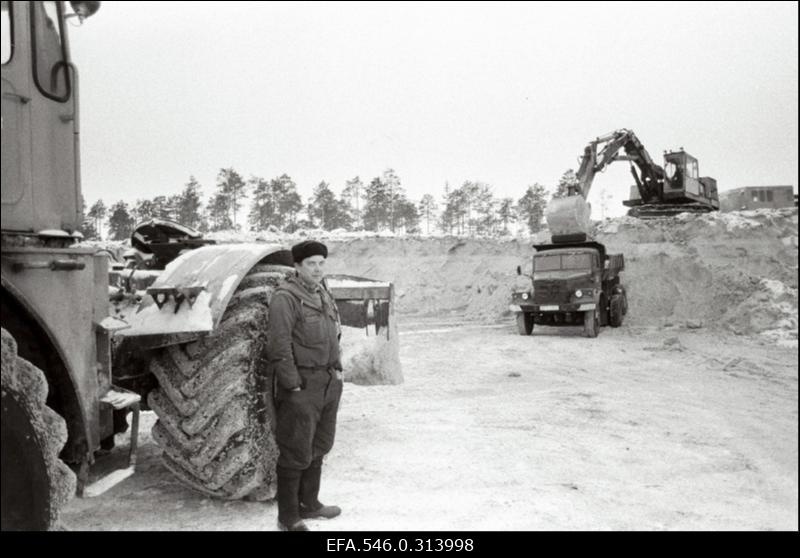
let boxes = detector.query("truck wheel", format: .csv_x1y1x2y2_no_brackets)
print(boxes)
583,309,599,338
1,328,76,530
598,295,609,327
516,312,534,335
609,295,624,327
147,266,292,500
622,291,629,316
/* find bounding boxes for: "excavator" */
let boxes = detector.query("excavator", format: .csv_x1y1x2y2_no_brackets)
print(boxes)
563,128,720,220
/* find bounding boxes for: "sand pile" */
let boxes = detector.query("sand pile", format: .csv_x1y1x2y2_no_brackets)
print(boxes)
95,207,798,345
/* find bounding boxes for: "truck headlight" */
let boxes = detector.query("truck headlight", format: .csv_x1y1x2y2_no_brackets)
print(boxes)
521,292,529,300
574,289,583,298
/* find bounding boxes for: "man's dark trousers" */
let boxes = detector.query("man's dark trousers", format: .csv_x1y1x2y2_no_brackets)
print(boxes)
275,366,342,525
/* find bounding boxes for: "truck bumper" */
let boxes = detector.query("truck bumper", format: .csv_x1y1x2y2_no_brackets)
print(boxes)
508,304,535,313
510,302,596,313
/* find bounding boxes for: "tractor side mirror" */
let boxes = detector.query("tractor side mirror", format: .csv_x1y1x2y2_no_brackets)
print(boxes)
69,1,101,22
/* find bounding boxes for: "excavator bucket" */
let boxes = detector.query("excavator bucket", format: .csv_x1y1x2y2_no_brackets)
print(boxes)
325,275,402,386
546,195,593,241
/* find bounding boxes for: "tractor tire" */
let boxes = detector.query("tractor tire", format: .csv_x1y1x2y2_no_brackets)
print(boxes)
583,308,599,338
1,328,76,530
147,265,292,500
516,312,534,336
609,294,624,328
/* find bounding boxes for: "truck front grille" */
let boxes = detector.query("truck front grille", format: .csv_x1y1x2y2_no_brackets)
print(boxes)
533,282,570,304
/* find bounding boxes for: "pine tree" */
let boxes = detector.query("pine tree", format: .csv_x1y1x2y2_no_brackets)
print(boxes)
177,176,203,229
439,182,454,234
382,169,402,232
472,182,496,235
418,194,437,234
445,186,469,235
554,169,579,199
207,193,233,231
498,197,516,234
78,195,98,239
277,176,303,232
87,199,106,239
309,181,351,230
333,198,354,230
362,176,391,231
107,201,135,240
309,181,332,229
394,197,419,233
248,175,272,231
342,176,364,230
517,183,549,233
216,167,247,229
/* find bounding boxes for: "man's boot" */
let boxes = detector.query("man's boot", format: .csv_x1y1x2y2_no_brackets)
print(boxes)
299,458,341,520
276,466,309,531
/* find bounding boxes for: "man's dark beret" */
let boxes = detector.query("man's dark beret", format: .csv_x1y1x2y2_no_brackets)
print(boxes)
291,240,328,263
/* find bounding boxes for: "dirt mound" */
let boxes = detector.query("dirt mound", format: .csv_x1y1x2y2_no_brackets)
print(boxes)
93,208,797,344
324,208,798,343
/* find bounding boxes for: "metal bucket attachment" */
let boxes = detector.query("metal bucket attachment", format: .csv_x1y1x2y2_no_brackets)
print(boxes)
326,274,393,337
325,275,402,385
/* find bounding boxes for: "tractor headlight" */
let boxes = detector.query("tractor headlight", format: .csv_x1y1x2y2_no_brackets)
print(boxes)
521,292,529,300
575,289,583,298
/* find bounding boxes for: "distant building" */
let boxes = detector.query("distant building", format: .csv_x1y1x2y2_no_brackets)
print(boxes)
719,186,796,212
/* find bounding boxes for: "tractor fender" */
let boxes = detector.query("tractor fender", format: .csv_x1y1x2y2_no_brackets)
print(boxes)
118,243,290,342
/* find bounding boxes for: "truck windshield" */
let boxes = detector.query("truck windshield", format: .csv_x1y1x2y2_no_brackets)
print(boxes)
534,253,592,272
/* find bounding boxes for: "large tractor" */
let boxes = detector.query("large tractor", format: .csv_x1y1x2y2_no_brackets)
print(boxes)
1,1,396,529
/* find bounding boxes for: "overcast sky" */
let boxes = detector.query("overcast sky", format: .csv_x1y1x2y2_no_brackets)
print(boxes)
68,1,798,218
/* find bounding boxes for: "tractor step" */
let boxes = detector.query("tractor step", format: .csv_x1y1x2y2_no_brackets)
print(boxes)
78,387,142,498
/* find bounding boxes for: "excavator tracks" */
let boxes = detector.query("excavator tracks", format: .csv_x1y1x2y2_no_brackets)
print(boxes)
627,203,716,219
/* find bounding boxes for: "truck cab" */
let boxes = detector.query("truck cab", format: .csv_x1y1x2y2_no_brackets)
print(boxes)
510,240,627,338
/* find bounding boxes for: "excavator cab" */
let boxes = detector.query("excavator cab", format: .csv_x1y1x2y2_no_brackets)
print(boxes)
660,150,719,211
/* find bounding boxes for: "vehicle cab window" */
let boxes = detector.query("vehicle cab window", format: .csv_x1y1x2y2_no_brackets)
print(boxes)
1,1,11,64
31,0,70,101
534,254,561,272
684,157,699,179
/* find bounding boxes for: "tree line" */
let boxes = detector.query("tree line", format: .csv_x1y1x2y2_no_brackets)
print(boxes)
80,167,581,241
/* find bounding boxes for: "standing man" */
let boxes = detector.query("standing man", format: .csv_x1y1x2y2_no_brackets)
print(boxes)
267,240,343,531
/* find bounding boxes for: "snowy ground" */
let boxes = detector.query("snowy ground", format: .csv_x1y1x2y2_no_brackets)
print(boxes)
61,317,798,531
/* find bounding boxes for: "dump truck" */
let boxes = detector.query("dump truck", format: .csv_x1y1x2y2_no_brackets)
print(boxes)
1,1,396,529
508,130,634,337
510,236,627,338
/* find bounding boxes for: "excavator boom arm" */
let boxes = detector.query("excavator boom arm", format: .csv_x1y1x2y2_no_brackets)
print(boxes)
573,129,664,203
